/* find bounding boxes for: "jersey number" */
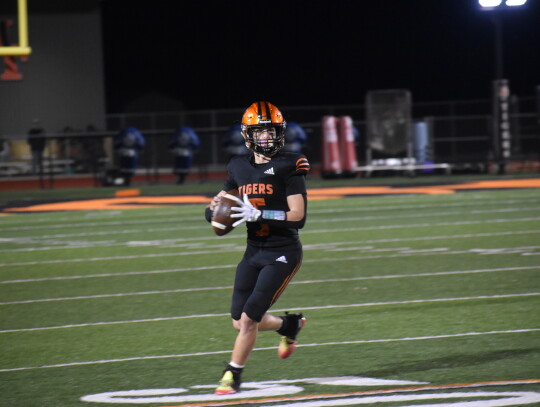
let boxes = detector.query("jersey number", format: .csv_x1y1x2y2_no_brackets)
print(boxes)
249,198,270,237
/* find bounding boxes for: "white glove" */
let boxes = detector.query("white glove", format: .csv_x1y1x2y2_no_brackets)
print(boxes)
230,194,261,227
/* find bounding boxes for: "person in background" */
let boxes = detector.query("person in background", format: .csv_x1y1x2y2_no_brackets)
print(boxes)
27,119,46,175
0,136,10,162
113,126,145,186
169,126,200,184
205,101,310,395
283,121,307,153
222,124,248,158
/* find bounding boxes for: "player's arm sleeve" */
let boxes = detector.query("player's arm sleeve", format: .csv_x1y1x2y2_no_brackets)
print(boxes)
260,174,308,229
260,192,306,229
260,155,309,229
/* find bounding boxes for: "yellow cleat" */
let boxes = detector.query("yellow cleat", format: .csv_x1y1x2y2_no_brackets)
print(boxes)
214,369,241,395
277,314,305,359
278,336,297,359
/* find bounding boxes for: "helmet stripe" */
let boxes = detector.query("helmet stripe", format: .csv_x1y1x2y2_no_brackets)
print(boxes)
257,101,264,121
264,101,272,121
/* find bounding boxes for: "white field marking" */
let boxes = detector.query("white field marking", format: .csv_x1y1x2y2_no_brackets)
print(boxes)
1,328,538,372
0,238,118,252
239,391,540,407
0,248,241,267
2,196,538,230
0,240,242,253
0,209,182,226
308,196,540,214
1,292,539,329
2,224,204,242
3,214,537,253
79,381,540,405
0,215,206,232
1,229,540,257
1,240,539,270
303,217,540,236
0,263,538,286
327,247,410,253
0,284,235,305
2,206,540,242
306,206,540,225
1,214,539,254
0,264,238,284
0,312,231,333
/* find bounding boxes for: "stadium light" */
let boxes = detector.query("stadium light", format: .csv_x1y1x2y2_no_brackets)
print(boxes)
479,0,502,7
478,0,527,9
477,0,527,175
505,0,527,6
477,0,527,79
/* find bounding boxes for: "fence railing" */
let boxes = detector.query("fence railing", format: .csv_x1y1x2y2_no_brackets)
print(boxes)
1,97,538,179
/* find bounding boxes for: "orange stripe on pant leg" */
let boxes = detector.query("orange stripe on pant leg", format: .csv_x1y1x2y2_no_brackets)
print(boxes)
270,257,303,305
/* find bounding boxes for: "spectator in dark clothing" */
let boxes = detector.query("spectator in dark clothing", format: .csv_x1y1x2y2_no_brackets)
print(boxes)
27,119,46,174
169,126,200,184
113,126,145,186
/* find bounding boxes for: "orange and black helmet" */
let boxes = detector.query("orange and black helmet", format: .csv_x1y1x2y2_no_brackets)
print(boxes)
241,101,287,156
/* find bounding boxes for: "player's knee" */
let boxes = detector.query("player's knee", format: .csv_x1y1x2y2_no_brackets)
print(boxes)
239,312,258,333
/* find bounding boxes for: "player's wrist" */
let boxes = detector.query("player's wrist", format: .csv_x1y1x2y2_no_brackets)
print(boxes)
261,210,286,221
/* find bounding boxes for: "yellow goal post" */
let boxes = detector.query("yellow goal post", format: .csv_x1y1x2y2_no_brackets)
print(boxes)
0,0,31,56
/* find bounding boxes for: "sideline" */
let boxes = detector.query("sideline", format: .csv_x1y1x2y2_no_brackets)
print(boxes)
4,178,540,213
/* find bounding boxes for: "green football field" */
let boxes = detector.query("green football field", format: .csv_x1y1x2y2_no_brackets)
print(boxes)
1,186,539,407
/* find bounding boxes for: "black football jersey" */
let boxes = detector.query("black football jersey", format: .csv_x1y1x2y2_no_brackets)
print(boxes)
223,151,310,247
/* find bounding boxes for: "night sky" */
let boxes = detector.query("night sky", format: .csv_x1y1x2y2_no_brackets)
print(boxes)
100,0,540,113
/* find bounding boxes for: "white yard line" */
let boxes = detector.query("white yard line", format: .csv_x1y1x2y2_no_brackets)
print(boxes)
0,264,238,284
0,248,238,267
2,229,540,255
0,328,538,373
0,216,202,232
308,196,540,214
1,292,539,332
0,248,538,300
1,207,540,242
0,245,534,270
1,229,539,257
1,218,540,267
2,196,538,230
1,263,538,285
0,285,234,305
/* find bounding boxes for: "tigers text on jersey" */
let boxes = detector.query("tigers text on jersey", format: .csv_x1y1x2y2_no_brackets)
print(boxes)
223,151,310,247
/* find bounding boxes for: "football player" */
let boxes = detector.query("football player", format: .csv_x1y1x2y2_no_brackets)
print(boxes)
169,126,200,184
113,126,145,186
205,101,310,395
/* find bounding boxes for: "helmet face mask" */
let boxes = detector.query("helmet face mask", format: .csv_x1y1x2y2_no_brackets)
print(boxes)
241,101,286,156
244,124,285,155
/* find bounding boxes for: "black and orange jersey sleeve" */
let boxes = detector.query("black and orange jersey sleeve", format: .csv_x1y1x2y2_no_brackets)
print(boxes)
285,153,309,197
294,155,310,175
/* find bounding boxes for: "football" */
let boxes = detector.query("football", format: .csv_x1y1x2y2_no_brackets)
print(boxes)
211,189,241,236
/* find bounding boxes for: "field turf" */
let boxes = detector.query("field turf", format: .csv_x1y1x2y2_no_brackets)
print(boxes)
0,182,539,406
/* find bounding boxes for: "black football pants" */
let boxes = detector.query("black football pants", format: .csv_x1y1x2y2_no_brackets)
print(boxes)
231,242,303,322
